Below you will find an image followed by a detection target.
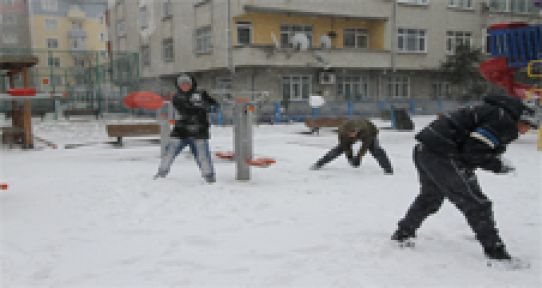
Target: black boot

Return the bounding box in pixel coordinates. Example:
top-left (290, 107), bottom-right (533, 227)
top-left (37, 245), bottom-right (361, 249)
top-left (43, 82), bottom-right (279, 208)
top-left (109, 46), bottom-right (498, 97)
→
top-left (391, 229), bottom-right (415, 242)
top-left (484, 242), bottom-right (511, 260)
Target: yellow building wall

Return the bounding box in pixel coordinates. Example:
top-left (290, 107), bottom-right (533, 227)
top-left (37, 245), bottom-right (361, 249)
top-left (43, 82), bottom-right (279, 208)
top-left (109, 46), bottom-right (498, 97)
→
top-left (30, 12), bottom-right (106, 90)
top-left (233, 12), bottom-right (386, 49)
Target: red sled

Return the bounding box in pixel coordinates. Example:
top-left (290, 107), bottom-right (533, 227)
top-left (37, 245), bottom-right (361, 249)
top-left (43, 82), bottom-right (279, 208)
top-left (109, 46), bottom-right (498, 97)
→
top-left (246, 157), bottom-right (276, 168)
top-left (215, 151), bottom-right (235, 160)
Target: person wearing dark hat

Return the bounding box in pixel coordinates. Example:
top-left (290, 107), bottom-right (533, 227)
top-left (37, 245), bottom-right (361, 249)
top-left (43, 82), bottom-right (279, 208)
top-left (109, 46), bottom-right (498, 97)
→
top-left (310, 118), bottom-right (393, 174)
top-left (154, 73), bottom-right (219, 183)
top-left (391, 94), bottom-right (538, 262)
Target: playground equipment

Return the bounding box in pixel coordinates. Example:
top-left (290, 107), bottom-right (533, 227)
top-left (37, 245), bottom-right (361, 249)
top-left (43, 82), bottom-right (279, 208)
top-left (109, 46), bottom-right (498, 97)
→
top-left (481, 22), bottom-right (542, 99)
top-left (0, 54), bottom-right (62, 148)
top-left (482, 21), bottom-right (542, 150)
top-left (216, 98), bottom-right (276, 180)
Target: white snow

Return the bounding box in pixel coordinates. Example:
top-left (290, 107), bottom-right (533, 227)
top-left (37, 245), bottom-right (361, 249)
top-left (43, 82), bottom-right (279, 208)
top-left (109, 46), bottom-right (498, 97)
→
top-left (1, 116), bottom-right (541, 288)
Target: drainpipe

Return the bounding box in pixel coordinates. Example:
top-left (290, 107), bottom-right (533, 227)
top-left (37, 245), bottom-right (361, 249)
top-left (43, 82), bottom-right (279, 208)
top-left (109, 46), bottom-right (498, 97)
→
top-left (391, 0), bottom-right (397, 73)
top-left (227, 0), bottom-right (234, 74)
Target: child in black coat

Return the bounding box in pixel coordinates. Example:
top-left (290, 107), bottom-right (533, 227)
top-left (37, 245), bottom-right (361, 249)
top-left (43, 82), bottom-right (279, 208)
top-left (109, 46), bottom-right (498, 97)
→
top-left (391, 94), bottom-right (538, 261)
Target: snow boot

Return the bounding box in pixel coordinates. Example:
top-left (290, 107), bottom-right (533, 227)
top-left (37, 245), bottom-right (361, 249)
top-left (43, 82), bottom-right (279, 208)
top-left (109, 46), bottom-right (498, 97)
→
top-left (391, 229), bottom-right (416, 247)
top-left (484, 242), bottom-right (511, 261)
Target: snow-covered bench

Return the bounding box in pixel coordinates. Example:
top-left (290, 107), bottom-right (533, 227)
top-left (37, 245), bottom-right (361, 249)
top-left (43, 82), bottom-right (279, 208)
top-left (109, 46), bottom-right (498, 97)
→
top-left (304, 117), bottom-right (348, 135)
top-left (106, 123), bottom-right (161, 146)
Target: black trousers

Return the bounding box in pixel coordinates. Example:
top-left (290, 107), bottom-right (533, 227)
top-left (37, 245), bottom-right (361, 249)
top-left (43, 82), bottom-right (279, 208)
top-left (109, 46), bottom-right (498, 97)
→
top-left (397, 144), bottom-right (503, 250)
top-left (315, 138), bottom-right (393, 172)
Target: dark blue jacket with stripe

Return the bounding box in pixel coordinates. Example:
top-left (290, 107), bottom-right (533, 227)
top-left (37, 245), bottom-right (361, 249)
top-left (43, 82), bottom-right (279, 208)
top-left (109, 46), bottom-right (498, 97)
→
top-left (415, 95), bottom-right (529, 172)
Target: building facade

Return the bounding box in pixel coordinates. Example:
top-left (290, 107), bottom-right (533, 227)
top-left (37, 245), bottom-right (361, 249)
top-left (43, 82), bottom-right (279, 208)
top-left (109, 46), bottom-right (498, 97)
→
top-left (107, 0), bottom-right (540, 113)
top-left (28, 0), bottom-right (108, 94)
top-left (0, 0), bottom-right (32, 50)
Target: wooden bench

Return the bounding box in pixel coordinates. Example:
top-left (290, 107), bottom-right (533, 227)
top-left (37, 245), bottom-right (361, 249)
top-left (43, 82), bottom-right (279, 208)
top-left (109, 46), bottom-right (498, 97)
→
top-left (64, 109), bottom-right (99, 120)
top-left (106, 124), bottom-right (161, 146)
top-left (304, 117), bottom-right (348, 134)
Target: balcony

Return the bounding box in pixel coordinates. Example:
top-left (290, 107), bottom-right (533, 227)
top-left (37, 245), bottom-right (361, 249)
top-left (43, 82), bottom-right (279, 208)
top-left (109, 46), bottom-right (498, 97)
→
top-left (232, 46), bottom-right (391, 69)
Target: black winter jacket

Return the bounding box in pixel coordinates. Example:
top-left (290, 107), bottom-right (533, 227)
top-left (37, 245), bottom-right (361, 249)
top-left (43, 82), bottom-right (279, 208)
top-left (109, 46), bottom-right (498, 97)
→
top-left (170, 75), bottom-right (219, 139)
top-left (415, 95), bottom-right (528, 172)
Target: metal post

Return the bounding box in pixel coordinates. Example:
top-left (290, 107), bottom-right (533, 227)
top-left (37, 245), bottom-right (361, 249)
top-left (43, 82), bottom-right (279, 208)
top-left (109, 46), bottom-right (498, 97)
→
top-left (159, 101), bottom-right (174, 158)
top-left (234, 101), bottom-right (253, 181)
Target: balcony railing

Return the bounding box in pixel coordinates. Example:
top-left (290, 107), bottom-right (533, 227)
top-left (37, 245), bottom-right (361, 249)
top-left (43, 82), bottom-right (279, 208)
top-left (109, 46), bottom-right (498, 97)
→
top-left (232, 45), bottom-right (391, 69)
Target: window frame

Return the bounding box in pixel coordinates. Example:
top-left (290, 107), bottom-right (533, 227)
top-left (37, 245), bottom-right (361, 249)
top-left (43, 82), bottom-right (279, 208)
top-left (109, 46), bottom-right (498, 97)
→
top-left (45, 19), bottom-right (57, 31)
top-left (397, 28), bottom-right (426, 53)
top-left (195, 26), bottom-right (213, 54)
top-left (141, 45), bottom-right (151, 66)
top-left (280, 24), bottom-right (313, 49)
top-left (281, 75), bottom-right (312, 101)
top-left (446, 30), bottom-right (472, 54)
top-left (236, 22), bottom-right (252, 46)
top-left (447, 0), bottom-right (473, 9)
top-left (162, 38), bottom-right (174, 63)
top-left (46, 38), bottom-right (59, 49)
top-left (343, 28), bottom-right (369, 49)
top-left (162, 0), bottom-right (173, 19)
top-left (386, 75), bottom-right (410, 99)
top-left (337, 75), bottom-right (369, 101)
top-left (41, 0), bottom-right (58, 12)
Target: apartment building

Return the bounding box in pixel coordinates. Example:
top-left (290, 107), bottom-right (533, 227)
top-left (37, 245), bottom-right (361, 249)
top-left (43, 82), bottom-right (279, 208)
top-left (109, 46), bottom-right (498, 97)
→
top-left (0, 0), bottom-right (32, 50)
top-left (28, 0), bottom-right (108, 92)
top-left (107, 0), bottom-right (540, 108)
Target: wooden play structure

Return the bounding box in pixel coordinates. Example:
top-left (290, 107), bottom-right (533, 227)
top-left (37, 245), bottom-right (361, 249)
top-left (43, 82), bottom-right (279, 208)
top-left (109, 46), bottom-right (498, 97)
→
top-left (0, 54), bottom-right (39, 149)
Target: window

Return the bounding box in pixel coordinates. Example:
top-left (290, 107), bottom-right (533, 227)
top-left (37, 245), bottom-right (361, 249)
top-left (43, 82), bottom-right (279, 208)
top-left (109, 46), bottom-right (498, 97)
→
top-left (141, 45), bottom-right (150, 66)
top-left (41, 0), bottom-right (58, 11)
top-left (448, 0), bottom-right (472, 8)
top-left (70, 38), bottom-right (85, 50)
top-left (47, 38), bottom-right (58, 49)
top-left (280, 24), bottom-right (312, 49)
top-left (139, 6), bottom-right (148, 29)
top-left (386, 75), bottom-right (410, 99)
top-left (45, 19), bottom-right (57, 30)
top-left (2, 0), bottom-right (13, 6)
top-left (72, 21), bottom-right (83, 30)
top-left (337, 75), bottom-right (369, 101)
top-left (282, 75), bottom-right (311, 101)
top-left (99, 32), bottom-right (106, 42)
top-left (398, 0), bottom-right (428, 4)
top-left (343, 28), bottom-right (368, 48)
top-left (216, 78), bottom-right (232, 100)
top-left (48, 57), bottom-right (60, 67)
top-left (162, 0), bottom-right (172, 18)
top-left (446, 31), bottom-right (472, 53)
top-left (397, 28), bottom-right (426, 53)
top-left (117, 20), bottom-right (126, 37)
top-left (236, 22), bottom-right (252, 45)
top-left (2, 14), bottom-right (16, 25)
top-left (195, 26), bottom-right (212, 54)
top-left (489, 0), bottom-right (534, 13)
top-left (2, 33), bottom-right (18, 44)
top-left (432, 81), bottom-right (451, 99)
top-left (162, 38), bottom-right (174, 62)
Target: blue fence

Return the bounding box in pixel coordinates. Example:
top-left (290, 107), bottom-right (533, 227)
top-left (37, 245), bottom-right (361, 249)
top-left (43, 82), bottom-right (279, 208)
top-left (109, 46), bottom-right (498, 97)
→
top-left (209, 99), bottom-right (475, 125)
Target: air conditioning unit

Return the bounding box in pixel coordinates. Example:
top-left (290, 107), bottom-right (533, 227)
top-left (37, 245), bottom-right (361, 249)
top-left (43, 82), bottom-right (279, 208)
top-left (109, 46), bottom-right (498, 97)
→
top-left (319, 72), bottom-right (336, 85)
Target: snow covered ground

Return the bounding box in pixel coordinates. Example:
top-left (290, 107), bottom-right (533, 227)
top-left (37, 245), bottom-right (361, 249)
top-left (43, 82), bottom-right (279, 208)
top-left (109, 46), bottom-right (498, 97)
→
top-left (1, 116), bottom-right (541, 288)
